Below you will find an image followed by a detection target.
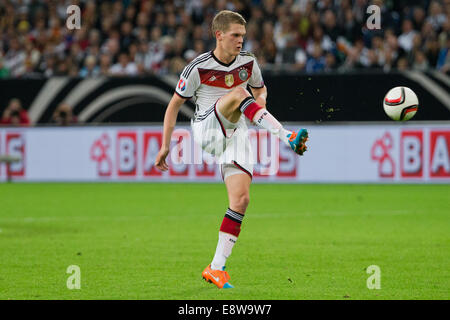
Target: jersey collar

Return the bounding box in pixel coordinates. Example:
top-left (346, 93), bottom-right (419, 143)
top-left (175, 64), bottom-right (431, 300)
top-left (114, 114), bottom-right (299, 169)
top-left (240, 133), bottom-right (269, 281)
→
top-left (211, 50), bottom-right (237, 67)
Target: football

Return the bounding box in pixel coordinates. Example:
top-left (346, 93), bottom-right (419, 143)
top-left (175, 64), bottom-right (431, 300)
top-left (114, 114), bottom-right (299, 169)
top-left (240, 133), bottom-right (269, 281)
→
top-left (383, 86), bottom-right (419, 121)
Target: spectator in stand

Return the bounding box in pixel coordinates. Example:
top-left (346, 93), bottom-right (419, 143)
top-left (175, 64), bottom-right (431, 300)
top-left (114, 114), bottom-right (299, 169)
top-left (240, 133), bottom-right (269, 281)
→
top-left (427, 0), bottom-right (448, 31)
top-left (398, 19), bottom-right (419, 52)
top-left (79, 55), bottom-right (100, 77)
top-left (39, 54), bottom-right (57, 77)
top-left (341, 7), bottom-right (360, 43)
top-left (412, 6), bottom-right (427, 31)
top-left (55, 57), bottom-right (71, 76)
top-left (421, 20), bottom-right (437, 41)
top-left (146, 27), bottom-right (165, 73)
top-left (366, 49), bottom-right (382, 69)
top-left (183, 49), bottom-right (197, 64)
top-left (413, 50), bottom-right (430, 70)
top-left (322, 10), bottom-right (341, 42)
top-left (291, 47), bottom-right (307, 71)
top-left (68, 42), bottom-right (86, 70)
top-left (101, 37), bottom-right (120, 60)
top-left (438, 18), bottom-right (449, 47)
top-left (0, 98), bottom-right (30, 126)
top-left (274, 15), bottom-right (296, 55)
top-left (193, 39), bottom-right (206, 57)
top-left (242, 21), bottom-right (260, 53)
top-left (306, 44), bottom-right (326, 73)
top-left (51, 103), bottom-right (78, 126)
top-left (437, 37), bottom-right (450, 73)
top-left (352, 0), bottom-right (369, 27)
top-left (408, 34), bottom-right (424, 64)
top-left (396, 56), bottom-right (410, 70)
top-left (383, 46), bottom-right (397, 71)
top-left (2, 37), bottom-right (26, 77)
top-left (120, 21), bottom-right (137, 52)
top-left (0, 57), bottom-right (10, 78)
top-left (98, 53), bottom-right (112, 76)
top-left (109, 52), bottom-right (138, 76)
top-left (384, 28), bottom-right (401, 62)
top-left (425, 36), bottom-right (442, 67)
top-left (324, 52), bottom-right (338, 71)
top-left (306, 25), bottom-right (334, 57)
top-left (128, 42), bottom-right (139, 67)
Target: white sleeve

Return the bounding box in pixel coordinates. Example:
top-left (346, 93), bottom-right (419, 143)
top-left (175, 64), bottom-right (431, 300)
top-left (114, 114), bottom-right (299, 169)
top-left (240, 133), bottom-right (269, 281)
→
top-left (175, 65), bottom-right (200, 98)
top-left (248, 58), bottom-right (265, 88)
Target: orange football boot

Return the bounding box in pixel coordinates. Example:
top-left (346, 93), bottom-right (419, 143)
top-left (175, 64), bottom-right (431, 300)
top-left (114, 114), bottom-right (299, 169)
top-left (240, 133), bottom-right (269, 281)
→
top-left (202, 264), bottom-right (234, 289)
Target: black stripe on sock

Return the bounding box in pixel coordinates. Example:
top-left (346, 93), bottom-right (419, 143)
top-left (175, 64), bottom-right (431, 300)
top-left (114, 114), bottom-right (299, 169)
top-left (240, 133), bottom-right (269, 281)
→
top-left (225, 208), bottom-right (244, 223)
top-left (224, 213), bottom-right (242, 224)
top-left (227, 208), bottom-right (244, 218)
top-left (238, 97), bottom-right (255, 113)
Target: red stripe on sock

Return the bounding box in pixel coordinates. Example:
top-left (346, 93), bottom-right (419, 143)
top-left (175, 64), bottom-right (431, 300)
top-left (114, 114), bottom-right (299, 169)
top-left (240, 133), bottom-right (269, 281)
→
top-left (243, 101), bottom-right (263, 121)
top-left (220, 216), bottom-right (241, 237)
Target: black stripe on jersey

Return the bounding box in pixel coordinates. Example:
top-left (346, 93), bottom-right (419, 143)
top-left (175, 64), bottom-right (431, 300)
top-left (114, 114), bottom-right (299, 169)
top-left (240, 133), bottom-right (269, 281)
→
top-left (182, 53), bottom-right (212, 79)
top-left (232, 160), bottom-right (253, 179)
top-left (211, 51), bottom-right (236, 67)
top-left (182, 53), bottom-right (209, 75)
top-left (174, 91), bottom-right (193, 99)
top-left (248, 83), bottom-right (265, 89)
top-left (182, 53), bottom-right (212, 78)
top-left (214, 105), bottom-right (228, 137)
top-left (195, 106), bottom-right (215, 120)
top-left (239, 51), bottom-right (255, 57)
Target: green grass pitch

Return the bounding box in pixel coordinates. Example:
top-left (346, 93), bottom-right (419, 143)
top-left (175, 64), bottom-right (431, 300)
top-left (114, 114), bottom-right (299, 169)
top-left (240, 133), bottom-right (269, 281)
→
top-left (0, 183), bottom-right (448, 300)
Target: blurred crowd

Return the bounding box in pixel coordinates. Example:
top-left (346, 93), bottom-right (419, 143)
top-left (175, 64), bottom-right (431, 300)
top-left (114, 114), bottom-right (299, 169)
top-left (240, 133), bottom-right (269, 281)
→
top-left (1, 98), bottom-right (77, 126)
top-left (0, 0), bottom-right (448, 79)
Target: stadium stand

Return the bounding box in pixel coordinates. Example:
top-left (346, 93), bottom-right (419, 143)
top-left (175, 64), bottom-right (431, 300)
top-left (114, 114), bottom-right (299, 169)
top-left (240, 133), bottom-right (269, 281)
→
top-left (0, 0), bottom-right (448, 79)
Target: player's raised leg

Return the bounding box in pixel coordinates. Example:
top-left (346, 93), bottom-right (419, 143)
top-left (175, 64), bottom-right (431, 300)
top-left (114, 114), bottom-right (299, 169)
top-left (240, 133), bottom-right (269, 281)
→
top-left (216, 86), bottom-right (308, 155)
top-left (202, 172), bottom-right (251, 289)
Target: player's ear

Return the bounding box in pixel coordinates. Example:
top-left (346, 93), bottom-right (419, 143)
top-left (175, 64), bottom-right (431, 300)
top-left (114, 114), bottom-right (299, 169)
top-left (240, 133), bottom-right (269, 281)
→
top-left (215, 30), bottom-right (222, 41)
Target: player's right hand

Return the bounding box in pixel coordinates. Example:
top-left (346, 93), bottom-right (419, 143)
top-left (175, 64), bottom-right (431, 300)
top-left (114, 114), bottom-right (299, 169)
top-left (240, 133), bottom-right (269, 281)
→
top-left (155, 147), bottom-right (169, 171)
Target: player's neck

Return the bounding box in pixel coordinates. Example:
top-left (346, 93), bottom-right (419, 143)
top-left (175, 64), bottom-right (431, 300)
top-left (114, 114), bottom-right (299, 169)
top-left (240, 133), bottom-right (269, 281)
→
top-left (212, 48), bottom-right (236, 66)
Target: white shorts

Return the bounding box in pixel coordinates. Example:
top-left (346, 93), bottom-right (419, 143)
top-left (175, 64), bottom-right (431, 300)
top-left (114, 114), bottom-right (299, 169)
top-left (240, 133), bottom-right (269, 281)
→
top-left (191, 102), bottom-right (254, 180)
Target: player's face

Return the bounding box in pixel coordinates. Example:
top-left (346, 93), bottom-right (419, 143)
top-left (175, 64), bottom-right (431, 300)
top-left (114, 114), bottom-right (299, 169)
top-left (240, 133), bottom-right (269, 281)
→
top-left (219, 23), bottom-right (246, 56)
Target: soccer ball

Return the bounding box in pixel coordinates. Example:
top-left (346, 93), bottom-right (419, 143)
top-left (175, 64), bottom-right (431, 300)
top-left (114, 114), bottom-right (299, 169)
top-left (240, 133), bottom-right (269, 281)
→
top-left (383, 86), bottom-right (419, 121)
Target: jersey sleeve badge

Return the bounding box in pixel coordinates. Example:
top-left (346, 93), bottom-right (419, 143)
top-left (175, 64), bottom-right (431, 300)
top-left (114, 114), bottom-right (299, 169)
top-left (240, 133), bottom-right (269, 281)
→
top-left (178, 79), bottom-right (186, 91)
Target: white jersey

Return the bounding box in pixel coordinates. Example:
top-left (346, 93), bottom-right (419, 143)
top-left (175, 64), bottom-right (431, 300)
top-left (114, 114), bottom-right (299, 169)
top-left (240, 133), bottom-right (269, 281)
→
top-left (175, 51), bottom-right (264, 118)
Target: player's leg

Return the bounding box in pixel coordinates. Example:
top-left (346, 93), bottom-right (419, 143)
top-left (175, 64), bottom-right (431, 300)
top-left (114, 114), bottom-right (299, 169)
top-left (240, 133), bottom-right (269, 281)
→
top-left (202, 171), bottom-right (251, 289)
top-left (216, 86), bottom-right (308, 155)
top-left (216, 87), bottom-right (287, 138)
top-left (224, 168), bottom-right (252, 214)
top-left (212, 171), bottom-right (251, 270)
top-left (216, 86), bottom-right (252, 123)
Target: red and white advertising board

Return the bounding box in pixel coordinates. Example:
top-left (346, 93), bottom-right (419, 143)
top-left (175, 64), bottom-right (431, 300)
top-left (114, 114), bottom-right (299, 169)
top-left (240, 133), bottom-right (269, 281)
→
top-left (0, 124), bottom-right (448, 183)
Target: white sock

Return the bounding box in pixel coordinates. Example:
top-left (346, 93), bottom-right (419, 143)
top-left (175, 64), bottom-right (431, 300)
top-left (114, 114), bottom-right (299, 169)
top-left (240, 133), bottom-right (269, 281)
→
top-left (252, 108), bottom-right (291, 146)
top-left (211, 231), bottom-right (238, 270)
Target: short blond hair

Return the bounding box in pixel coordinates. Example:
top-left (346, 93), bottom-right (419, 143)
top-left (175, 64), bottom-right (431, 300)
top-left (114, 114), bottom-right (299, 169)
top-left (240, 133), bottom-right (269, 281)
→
top-left (211, 10), bottom-right (246, 36)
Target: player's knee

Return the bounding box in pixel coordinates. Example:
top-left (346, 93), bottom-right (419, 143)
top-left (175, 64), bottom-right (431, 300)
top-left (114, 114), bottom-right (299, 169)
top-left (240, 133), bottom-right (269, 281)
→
top-left (231, 86), bottom-right (251, 104)
top-left (241, 194), bottom-right (250, 209)
top-left (233, 192), bottom-right (250, 212)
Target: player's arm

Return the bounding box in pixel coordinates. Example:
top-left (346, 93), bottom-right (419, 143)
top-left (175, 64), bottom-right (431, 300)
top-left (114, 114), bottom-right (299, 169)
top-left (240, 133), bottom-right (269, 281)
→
top-left (250, 85), bottom-right (267, 108)
top-left (155, 93), bottom-right (187, 171)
